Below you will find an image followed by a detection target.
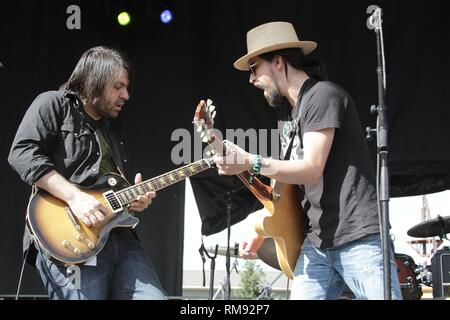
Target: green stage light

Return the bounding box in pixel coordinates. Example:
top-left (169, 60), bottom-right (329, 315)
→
top-left (117, 11), bottom-right (131, 26)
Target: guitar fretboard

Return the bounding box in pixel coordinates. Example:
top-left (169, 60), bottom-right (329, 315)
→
top-left (114, 159), bottom-right (211, 206)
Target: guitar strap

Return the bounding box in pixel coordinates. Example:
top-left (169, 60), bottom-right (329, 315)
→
top-left (283, 78), bottom-right (318, 161)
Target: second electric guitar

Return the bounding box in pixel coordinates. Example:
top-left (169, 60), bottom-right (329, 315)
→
top-left (193, 99), bottom-right (306, 279)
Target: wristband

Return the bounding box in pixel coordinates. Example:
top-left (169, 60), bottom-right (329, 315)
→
top-left (250, 155), bottom-right (263, 175)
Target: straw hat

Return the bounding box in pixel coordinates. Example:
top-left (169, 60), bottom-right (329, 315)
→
top-left (234, 21), bottom-right (317, 71)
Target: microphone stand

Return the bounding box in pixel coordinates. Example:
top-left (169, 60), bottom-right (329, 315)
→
top-left (224, 190), bottom-right (234, 300)
top-left (366, 6), bottom-right (392, 300)
top-left (208, 177), bottom-right (246, 300)
top-left (206, 191), bottom-right (236, 300)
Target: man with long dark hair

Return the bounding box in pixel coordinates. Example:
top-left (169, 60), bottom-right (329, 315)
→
top-left (214, 22), bottom-right (402, 299)
top-left (8, 46), bottom-right (167, 300)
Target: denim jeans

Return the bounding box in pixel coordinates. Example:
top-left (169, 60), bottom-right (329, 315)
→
top-left (35, 229), bottom-right (168, 300)
top-left (290, 233), bottom-right (403, 300)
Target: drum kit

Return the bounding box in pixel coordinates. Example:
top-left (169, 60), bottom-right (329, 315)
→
top-left (398, 215), bottom-right (450, 299)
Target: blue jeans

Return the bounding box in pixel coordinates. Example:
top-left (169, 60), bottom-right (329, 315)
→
top-left (290, 233), bottom-right (403, 300)
top-left (35, 229), bottom-right (167, 300)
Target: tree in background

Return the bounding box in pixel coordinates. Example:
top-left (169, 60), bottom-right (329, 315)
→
top-left (234, 261), bottom-right (266, 299)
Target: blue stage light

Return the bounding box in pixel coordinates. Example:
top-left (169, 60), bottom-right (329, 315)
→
top-left (160, 9), bottom-right (173, 24)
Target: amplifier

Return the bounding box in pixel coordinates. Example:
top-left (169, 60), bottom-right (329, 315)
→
top-left (431, 247), bottom-right (450, 299)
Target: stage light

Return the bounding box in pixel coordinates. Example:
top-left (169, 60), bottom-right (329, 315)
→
top-left (160, 9), bottom-right (173, 24)
top-left (117, 11), bottom-right (131, 26)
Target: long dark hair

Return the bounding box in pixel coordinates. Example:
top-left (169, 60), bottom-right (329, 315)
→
top-left (61, 46), bottom-right (132, 105)
top-left (260, 48), bottom-right (328, 81)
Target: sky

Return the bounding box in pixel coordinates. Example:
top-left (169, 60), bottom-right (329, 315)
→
top-left (183, 179), bottom-right (450, 273)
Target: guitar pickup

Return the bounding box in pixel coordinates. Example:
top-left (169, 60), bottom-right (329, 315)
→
top-left (103, 190), bottom-right (123, 213)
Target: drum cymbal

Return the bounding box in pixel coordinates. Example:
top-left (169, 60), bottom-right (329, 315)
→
top-left (407, 215), bottom-right (450, 238)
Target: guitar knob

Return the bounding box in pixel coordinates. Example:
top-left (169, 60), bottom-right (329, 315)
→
top-left (76, 233), bottom-right (85, 241)
top-left (62, 240), bottom-right (71, 248)
top-left (73, 248), bottom-right (81, 255)
top-left (87, 242), bottom-right (95, 250)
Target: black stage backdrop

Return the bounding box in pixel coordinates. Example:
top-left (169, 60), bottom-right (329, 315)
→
top-left (0, 0), bottom-right (449, 297)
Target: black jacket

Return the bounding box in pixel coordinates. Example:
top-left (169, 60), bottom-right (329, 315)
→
top-left (8, 90), bottom-right (130, 264)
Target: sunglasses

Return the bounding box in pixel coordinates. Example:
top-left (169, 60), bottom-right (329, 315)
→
top-left (249, 61), bottom-right (260, 76)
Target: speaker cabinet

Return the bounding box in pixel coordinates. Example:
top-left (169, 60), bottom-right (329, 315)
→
top-left (431, 247), bottom-right (450, 299)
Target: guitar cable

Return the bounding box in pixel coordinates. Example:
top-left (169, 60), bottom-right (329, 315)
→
top-left (15, 239), bottom-right (64, 300)
top-left (34, 241), bottom-right (67, 299)
top-left (286, 278), bottom-right (290, 300)
top-left (198, 241), bottom-right (207, 287)
top-left (15, 247), bottom-right (30, 300)
top-left (199, 239), bottom-right (219, 300)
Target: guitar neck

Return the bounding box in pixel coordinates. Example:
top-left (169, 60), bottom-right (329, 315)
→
top-left (114, 159), bottom-right (212, 206)
top-left (210, 137), bottom-right (273, 202)
top-left (194, 99), bottom-right (272, 204)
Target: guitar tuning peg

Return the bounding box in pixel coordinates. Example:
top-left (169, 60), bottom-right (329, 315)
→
top-left (196, 125), bottom-right (203, 133)
top-left (206, 99), bottom-right (213, 107)
top-left (211, 111), bottom-right (217, 119)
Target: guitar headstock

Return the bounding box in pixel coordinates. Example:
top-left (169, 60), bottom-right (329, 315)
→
top-left (193, 99), bottom-right (217, 145)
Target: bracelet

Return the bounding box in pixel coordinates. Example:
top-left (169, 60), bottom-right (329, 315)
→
top-left (250, 155), bottom-right (263, 175)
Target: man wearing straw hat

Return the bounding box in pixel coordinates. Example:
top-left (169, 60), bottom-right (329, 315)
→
top-left (214, 21), bottom-right (402, 299)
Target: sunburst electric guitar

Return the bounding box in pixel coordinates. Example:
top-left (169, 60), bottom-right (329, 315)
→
top-left (193, 99), bottom-right (306, 279)
top-left (27, 158), bottom-right (214, 264)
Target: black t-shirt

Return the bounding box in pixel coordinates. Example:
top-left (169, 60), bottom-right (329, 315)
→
top-left (87, 118), bottom-right (120, 177)
top-left (278, 80), bottom-right (379, 249)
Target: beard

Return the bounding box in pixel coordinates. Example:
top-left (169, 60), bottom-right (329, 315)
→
top-left (92, 96), bottom-right (120, 119)
top-left (265, 71), bottom-right (285, 108)
top-left (265, 86), bottom-right (284, 108)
